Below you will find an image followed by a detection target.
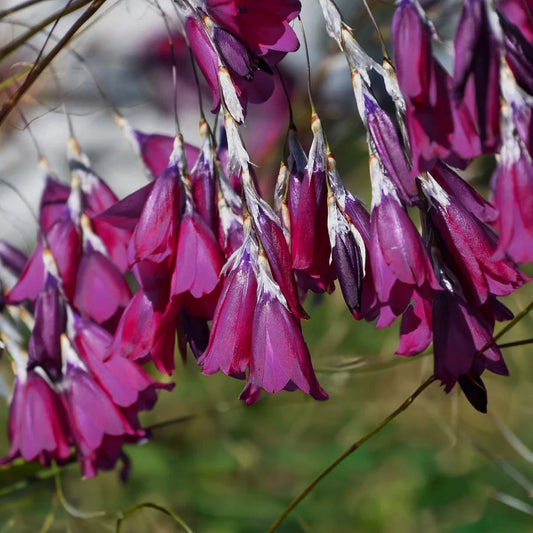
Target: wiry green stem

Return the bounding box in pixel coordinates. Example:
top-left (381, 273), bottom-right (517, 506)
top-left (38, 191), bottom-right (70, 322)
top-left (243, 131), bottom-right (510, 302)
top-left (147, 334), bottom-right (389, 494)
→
top-left (268, 375), bottom-right (437, 532)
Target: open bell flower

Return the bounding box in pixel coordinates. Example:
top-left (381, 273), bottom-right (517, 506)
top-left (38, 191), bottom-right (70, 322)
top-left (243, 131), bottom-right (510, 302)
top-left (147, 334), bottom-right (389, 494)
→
top-left (239, 253), bottom-right (328, 405)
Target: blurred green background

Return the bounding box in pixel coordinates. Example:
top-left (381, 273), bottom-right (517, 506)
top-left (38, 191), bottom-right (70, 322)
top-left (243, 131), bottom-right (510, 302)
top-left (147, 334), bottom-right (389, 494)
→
top-left (1, 0), bottom-right (532, 531)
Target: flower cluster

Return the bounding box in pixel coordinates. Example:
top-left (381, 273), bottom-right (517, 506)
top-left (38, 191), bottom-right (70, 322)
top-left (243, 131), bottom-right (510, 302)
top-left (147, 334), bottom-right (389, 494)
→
top-left (1, 0), bottom-right (533, 478)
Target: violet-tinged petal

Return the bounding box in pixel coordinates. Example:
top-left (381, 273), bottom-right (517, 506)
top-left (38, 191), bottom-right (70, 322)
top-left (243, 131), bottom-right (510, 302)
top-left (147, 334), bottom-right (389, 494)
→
top-left (132, 130), bottom-right (199, 179)
top-left (396, 291), bottom-right (433, 356)
top-left (363, 93), bottom-right (417, 204)
top-left (199, 240), bottom-right (257, 377)
top-left (96, 183), bottom-right (154, 231)
top-left (39, 176), bottom-right (71, 233)
top-left (6, 240), bottom-right (45, 304)
top-left (74, 248), bottom-right (132, 325)
top-left (28, 276), bottom-right (65, 380)
top-left (0, 240), bottom-right (28, 277)
top-left (171, 211), bottom-right (224, 299)
top-left (240, 279), bottom-right (327, 405)
top-left (1, 370), bottom-right (71, 466)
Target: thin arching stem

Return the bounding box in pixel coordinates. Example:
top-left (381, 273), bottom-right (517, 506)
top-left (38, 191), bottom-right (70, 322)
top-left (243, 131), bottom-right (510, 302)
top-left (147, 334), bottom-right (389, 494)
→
top-left (0, 0), bottom-right (55, 20)
top-left (0, 0), bottom-right (91, 61)
top-left (0, 0), bottom-right (108, 128)
top-left (268, 375), bottom-right (437, 532)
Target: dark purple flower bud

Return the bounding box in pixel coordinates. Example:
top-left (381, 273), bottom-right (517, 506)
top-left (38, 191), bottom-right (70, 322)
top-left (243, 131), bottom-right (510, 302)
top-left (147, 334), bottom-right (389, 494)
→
top-left (239, 255), bottom-right (327, 405)
top-left (432, 290), bottom-right (507, 399)
top-left (327, 193), bottom-right (364, 312)
top-left (453, 0), bottom-right (501, 152)
top-left (363, 92), bottom-right (417, 204)
top-left (1, 367), bottom-right (71, 467)
top-left (27, 275), bottom-right (65, 381)
top-left (420, 174), bottom-right (527, 304)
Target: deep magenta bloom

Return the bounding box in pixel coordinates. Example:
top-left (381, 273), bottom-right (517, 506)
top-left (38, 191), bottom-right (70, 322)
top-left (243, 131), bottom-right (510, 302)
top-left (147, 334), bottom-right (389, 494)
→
top-left (392, 0), bottom-right (480, 171)
top-left (289, 119), bottom-right (333, 294)
top-left (370, 158), bottom-right (439, 315)
top-left (170, 209), bottom-right (224, 319)
top-left (491, 112), bottom-right (533, 263)
top-left (420, 174), bottom-right (527, 304)
top-left (453, 0), bottom-right (501, 153)
top-left (205, 0), bottom-right (301, 56)
top-left (1, 368), bottom-right (71, 467)
top-left (239, 256), bottom-right (328, 405)
top-left (129, 163), bottom-right (183, 309)
top-left (397, 290), bottom-right (433, 356)
top-left (199, 230), bottom-right (258, 378)
top-left (432, 290), bottom-right (508, 412)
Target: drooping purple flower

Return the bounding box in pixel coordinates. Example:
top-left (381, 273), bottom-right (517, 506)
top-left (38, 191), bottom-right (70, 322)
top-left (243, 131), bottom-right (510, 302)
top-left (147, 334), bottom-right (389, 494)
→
top-left (239, 255), bottom-right (328, 405)
top-left (432, 289), bottom-right (508, 412)
top-left (491, 99), bottom-right (533, 263)
top-left (392, 0), bottom-right (480, 171)
top-left (199, 223), bottom-right (258, 378)
top-left (128, 160), bottom-right (184, 309)
top-left (1, 366), bottom-right (71, 467)
top-left (453, 0), bottom-right (502, 153)
top-left (289, 117), bottom-right (333, 294)
top-left (362, 92), bottom-right (418, 205)
top-left (420, 173), bottom-right (527, 304)
top-left (369, 156), bottom-right (439, 316)
top-left (60, 334), bottom-right (144, 479)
